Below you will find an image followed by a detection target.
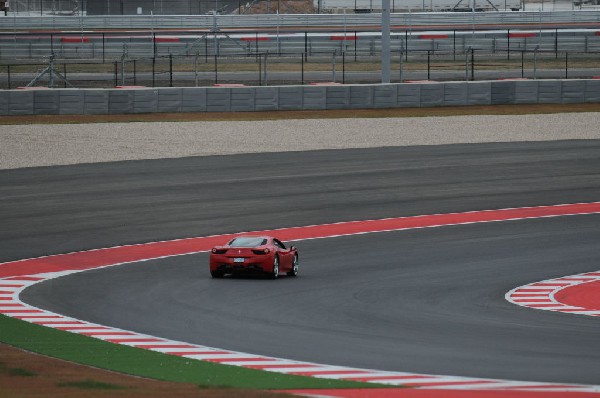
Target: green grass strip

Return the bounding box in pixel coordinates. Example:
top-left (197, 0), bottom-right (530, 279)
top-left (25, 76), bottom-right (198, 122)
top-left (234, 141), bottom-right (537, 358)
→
top-left (0, 314), bottom-right (379, 389)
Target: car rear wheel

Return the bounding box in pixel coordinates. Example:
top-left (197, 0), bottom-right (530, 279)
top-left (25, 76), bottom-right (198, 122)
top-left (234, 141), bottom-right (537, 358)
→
top-left (287, 254), bottom-right (299, 277)
top-left (270, 256), bottom-right (279, 279)
top-left (211, 270), bottom-right (224, 278)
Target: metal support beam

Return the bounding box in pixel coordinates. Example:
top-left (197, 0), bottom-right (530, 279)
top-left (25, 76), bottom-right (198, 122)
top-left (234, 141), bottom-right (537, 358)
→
top-left (381, 0), bottom-right (391, 83)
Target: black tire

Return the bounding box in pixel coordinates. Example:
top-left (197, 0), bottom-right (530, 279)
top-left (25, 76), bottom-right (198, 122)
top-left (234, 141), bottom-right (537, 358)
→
top-left (270, 255), bottom-right (280, 279)
top-left (211, 270), bottom-right (224, 278)
top-left (287, 254), bottom-right (299, 277)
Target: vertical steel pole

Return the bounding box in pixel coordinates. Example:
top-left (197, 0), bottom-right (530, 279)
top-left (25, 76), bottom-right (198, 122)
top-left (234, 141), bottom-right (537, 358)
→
top-left (381, 0), bottom-right (391, 83)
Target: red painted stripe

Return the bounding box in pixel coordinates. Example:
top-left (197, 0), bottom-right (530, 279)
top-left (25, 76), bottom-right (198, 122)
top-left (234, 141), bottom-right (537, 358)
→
top-left (0, 297), bottom-right (13, 300)
top-left (168, 351), bottom-right (231, 356)
top-left (240, 37), bottom-right (270, 42)
top-left (14, 315), bottom-right (62, 319)
top-left (55, 326), bottom-right (110, 331)
top-left (1, 203), bottom-right (599, 280)
top-left (245, 364), bottom-right (317, 370)
top-left (6, 276), bottom-right (43, 281)
top-left (344, 375), bottom-right (435, 382)
top-left (33, 321), bottom-right (85, 325)
top-left (204, 357), bottom-right (273, 363)
top-left (105, 338), bottom-right (163, 343)
top-left (512, 299), bottom-right (553, 303)
top-left (418, 34), bottom-right (449, 39)
top-left (154, 37), bottom-right (180, 43)
top-left (403, 380), bottom-right (496, 387)
top-left (0, 284), bottom-right (25, 288)
top-left (330, 35), bottom-right (358, 41)
top-left (508, 32), bottom-right (537, 38)
top-left (526, 304), bottom-right (561, 308)
top-left (134, 344), bottom-right (198, 349)
top-left (78, 331), bottom-right (136, 336)
top-left (0, 303), bottom-right (22, 307)
top-left (0, 291), bottom-right (14, 294)
top-left (0, 309), bottom-right (43, 313)
top-left (514, 289), bottom-right (554, 292)
top-left (554, 280), bottom-right (600, 311)
top-left (289, 370), bottom-right (373, 376)
top-left (511, 293), bottom-right (550, 296)
top-left (284, 388), bottom-right (599, 398)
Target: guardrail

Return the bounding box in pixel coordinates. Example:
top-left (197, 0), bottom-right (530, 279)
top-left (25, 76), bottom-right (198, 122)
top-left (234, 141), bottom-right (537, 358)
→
top-left (1, 11), bottom-right (600, 30)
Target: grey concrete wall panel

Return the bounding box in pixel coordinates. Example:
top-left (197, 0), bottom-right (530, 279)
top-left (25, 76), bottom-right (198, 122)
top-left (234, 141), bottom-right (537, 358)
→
top-left (8, 91), bottom-right (35, 115)
top-left (443, 83), bottom-right (468, 106)
top-left (537, 81), bottom-right (562, 104)
top-left (83, 90), bottom-right (109, 114)
top-left (373, 85), bottom-right (397, 108)
top-left (109, 90), bottom-right (134, 114)
top-left (397, 84), bottom-right (421, 108)
top-left (513, 81), bottom-right (539, 104)
top-left (349, 85), bottom-right (373, 109)
top-left (181, 88), bottom-right (207, 112)
top-left (491, 81), bottom-right (516, 104)
top-left (230, 88), bottom-right (255, 112)
top-left (206, 88), bottom-right (231, 112)
top-left (133, 89), bottom-right (158, 114)
top-left (255, 87), bottom-right (278, 111)
top-left (58, 90), bottom-right (85, 115)
top-left (278, 87), bottom-right (303, 110)
top-left (560, 80), bottom-right (586, 104)
top-left (33, 90), bottom-right (60, 115)
top-left (420, 83), bottom-right (445, 107)
top-left (157, 88), bottom-right (182, 113)
top-left (584, 79), bottom-right (600, 103)
top-left (303, 86), bottom-right (327, 110)
top-left (326, 86), bottom-right (350, 110)
top-left (0, 92), bottom-right (8, 115)
top-left (466, 82), bottom-right (492, 105)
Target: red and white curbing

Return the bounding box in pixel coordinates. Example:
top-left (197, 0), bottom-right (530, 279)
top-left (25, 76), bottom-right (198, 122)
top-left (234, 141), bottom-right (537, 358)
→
top-left (2, 203), bottom-right (600, 394)
top-left (506, 272), bottom-right (600, 317)
top-left (1, 275), bottom-right (599, 393)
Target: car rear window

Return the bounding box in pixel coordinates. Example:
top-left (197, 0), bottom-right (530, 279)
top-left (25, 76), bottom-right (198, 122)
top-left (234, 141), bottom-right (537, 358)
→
top-left (229, 237), bottom-right (267, 247)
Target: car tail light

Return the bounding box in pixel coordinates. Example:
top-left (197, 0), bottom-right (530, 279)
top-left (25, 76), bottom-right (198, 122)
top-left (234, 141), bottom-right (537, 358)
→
top-left (212, 248), bottom-right (227, 254)
top-left (252, 248), bottom-right (270, 255)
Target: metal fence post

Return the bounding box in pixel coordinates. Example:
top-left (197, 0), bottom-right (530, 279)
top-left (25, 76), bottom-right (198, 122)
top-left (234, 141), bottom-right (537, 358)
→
top-left (342, 50), bottom-right (345, 84)
top-left (427, 50), bottom-right (430, 80)
top-left (301, 53), bottom-right (305, 85)
top-left (152, 57), bottom-right (156, 88)
top-left (169, 54), bottom-right (173, 87)
top-left (471, 48), bottom-right (475, 81)
top-left (258, 53), bottom-right (262, 86)
top-left (533, 46), bottom-right (539, 79)
top-left (7, 65), bottom-right (11, 89)
top-left (114, 61), bottom-right (118, 86)
top-left (565, 51), bottom-right (568, 79)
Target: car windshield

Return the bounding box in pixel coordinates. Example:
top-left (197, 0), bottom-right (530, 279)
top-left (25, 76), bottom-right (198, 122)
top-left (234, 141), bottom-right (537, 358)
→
top-left (229, 237), bottom-right (267, 247)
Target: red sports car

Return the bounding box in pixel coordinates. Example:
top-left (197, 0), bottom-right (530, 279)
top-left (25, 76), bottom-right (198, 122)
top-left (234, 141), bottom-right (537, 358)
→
top-left (209, 235), bottom-right (299, 279)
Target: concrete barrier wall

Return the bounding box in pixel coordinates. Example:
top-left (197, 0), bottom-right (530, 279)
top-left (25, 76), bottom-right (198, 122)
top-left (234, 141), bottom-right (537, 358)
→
top-left (2, 79), bottom-right (600, 116)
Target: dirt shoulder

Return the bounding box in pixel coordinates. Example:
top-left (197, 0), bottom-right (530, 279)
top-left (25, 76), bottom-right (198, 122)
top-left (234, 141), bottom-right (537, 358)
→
top-left (0, 343), bottom-right (293, 398)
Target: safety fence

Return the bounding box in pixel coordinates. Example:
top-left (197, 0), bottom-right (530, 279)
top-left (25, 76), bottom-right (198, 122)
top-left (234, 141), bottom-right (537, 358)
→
top-left (2, 50), bottom-right (600, 89)
top-left (3, 28), bottom-right (600, 61)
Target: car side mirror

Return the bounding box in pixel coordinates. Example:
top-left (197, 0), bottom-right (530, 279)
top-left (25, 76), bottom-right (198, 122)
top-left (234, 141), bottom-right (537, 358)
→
top-left (290, 246), bottom-right (296, 251)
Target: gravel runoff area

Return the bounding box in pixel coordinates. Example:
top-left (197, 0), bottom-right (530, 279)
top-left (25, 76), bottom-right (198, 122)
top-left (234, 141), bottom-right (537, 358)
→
top-left (1, 113), bottom-right (600, 170)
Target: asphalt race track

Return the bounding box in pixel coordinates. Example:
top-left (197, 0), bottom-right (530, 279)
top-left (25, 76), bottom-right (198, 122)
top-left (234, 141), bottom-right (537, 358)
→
top-left (3, 139), bottom-right (600, 386)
